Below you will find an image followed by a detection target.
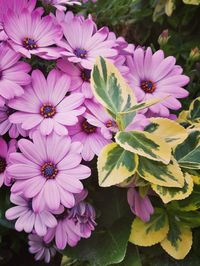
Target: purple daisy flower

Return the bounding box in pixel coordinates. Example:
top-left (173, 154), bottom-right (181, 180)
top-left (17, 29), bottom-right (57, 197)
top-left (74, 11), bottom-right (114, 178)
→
top-left (9, 69), bottom-right (85, 136)
top-left (7, 132), bottom-right (91, 212)
top-left (0, 43), bottom-right (31, 106)
top-left (0, 138), bottom-right (16, 187)
top-left (68, 100), bottom-right (114, 161)
top-left (5, 194), bottom-right (57, 236)
top-left (127, 47), bottom-right (189, 117)
top-left (42, 0), bottom-right (81, 11)
top-left (28, 233), bottom-right (57, 263)
top-left (0, 105), bottom-right (27, 138)
top-left (44, 190), bottom-right (96, 249)
top-left (127, 186), bottom-right (154, 222)
top-left (3, 9), bottom-right (63, 59)
top-left (58, 17), bottom-right (117, 69)
top-left (0, 0), bottom-right (37, 40)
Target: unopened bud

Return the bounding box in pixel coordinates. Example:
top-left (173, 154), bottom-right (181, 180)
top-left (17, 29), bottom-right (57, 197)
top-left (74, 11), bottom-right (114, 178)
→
top-left (190, 47), bottom-right (200, 61)
top-left (158, 29), bottom-right (170, 46)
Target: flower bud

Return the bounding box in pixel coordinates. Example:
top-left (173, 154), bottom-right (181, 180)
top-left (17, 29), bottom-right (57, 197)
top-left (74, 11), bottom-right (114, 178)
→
top-left (158, 29), bottom-right (170, 46)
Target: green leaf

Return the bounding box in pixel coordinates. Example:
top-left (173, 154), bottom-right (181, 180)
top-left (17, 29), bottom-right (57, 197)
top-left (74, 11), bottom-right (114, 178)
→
top-left (91, 57), bottom-right (137, 118)
top-left (174, 131), bottom-right (200, 170)
top-left (63, 217), bottom-right (132, 266)
top-left (129, 208), bottom-right (169, 247)
top-left (97, 143), bottom-right (138, 187)
top-left (137, 156), bottom-right (185, 188)
top-left (115, 130), bottom-right (171, 164)
top-left (114, 244), bottom-right (142, 266)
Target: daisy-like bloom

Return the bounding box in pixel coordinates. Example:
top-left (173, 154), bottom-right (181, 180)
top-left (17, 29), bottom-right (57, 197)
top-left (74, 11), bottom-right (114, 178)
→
top-left (58, 17), bottom-right (117, 69)
top-left (127, 47), bottom-right (189, 117)
top-left (68, 100), bottom-right (114, 161)
top-left (0, 138), bottom-right (16, 187)
top-left (42, 0), bottom-right (81, 11)
top-left (9, 69), bottom-right (85, 136)
top-left (28, 233), bottom-right (57, 263)
top-left (6, 194), bottom-right (57, 236)
top-left (0, 105), bottom-right (27, 138)
top-left (57, 56), bottom-right (130, 99)
top-left (7, 132), bottom-right (91, 212)
top-left (0, 43), bottom-right (31, 106)
top-left (0, 0), bottom-right (36, 41)
top-left (127, 186), bottom-right (154, 222)
top-left (44, 190), bottom-right (96, 249)
top-left (3, 9), bottom-right (63, 59)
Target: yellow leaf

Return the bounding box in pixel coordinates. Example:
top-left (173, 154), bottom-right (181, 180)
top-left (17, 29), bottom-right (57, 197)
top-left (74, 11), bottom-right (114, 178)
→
top-left (129, 208), bottom-right (169, 247)
top-left (97, 143), bottom-right (138, 187)
top-left (183, 0), bottom-right (200, 5)
top-left (161, 227), bottom-right (192, 260)
top-left (192, 175), bottom-right (200, 184)
top-left (165, 0), bottom-right (175, 16)
top-left (151, 173), bottom-right (193, 203)
top-left (149, 118), bottom-right (188, 148)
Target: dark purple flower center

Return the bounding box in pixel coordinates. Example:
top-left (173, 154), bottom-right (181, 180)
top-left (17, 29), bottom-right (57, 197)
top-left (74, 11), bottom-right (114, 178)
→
top-left (40, 104), bottom-right (56, 118)
top-left (23, 37), bottom-right (38, 50)
top-left (81, 69), bottom-right (91, 82)
top-left (82, 120), bottom-right (96, 134)
top-left (28, 200), bottom-right (33, 210)
top-left (74, 48), bottom-right (87, 59)
top-left (141, 80), bottom-right (156, 93)
top-left (6, 107), bottom-right (16, 116)
top-left (41, 162), bottom-right (58, 179)
top-left (0, 156), bottom-right (6, 173)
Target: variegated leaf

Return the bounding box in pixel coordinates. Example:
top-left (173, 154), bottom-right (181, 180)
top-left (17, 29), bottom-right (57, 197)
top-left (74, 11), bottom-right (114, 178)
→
top-left (174, 131), bottom-right (200, 170)
top-left (129, 208), bottom-right (169, 246)
top-left (176, 185), bottom-right (200, 211)
top-left (137, 156), bottom-right (185, 188)
top-left (147, 118), bottom-right (188, 148)
top-left (97, 143), bottom-right (138, 187)
top-left (91, 57), bottom-right (137, 117)
top-left (188, 96), bottom-right (200, 120)
top-left (115, 130), bottom-right (171, 164)
top-left (151, 173), bottom-right (193, 203)
top-left (161, 226), bottom-right (192, 260)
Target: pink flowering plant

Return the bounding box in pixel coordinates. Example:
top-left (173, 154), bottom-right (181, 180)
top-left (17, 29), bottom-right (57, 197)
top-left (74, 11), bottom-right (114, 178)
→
top-left (0, 0), bottom-right (200, 265)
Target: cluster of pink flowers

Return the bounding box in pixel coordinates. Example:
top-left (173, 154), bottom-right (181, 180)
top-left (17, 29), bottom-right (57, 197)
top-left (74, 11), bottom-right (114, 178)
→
top-left (0, 0), bottom-right (189, 263)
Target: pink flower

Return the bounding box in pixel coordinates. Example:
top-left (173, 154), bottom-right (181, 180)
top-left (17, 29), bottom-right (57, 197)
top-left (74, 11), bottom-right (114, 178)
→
top-left (4, 9), bottom-right (63, 59)
top-left (127, 187), bottom-right (154, 222)
top-left (68, 100), bottom-right (114, 161)
top-left (42, 0), bottom-right (81, 11)
top-left (7, 132), bottom-right (91, 211)
top-left (0, 105), bottom-right (27, 138)
top-left (127, 47), bottom-right (189, 117)
top-left (9, 69), bottom-right (85, 136)
top-left (0, 138), bottom-right (16, 187)
top-left (58, 17), bottom-right (117, 69)
top-left (28, 233), bottom-right (57, 263)
top-left (5, 194), bottom-right (57, 236)
top-left (0, 43), bottom-right (31, 106)
top-left (0, 0), bottom-right (37, 40)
